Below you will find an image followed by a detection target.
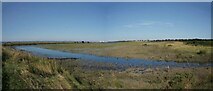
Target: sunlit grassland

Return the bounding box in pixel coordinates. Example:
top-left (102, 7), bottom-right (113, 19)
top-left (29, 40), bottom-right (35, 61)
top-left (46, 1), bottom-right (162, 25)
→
top-left (2, 46), bottom-right (212, 89)
top-left (40, 41), bottom-right (212, 63)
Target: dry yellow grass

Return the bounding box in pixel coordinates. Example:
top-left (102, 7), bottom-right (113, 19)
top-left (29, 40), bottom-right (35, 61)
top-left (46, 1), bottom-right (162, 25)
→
top-left (40, 41), bottom-right (212, 63)
top-left (2, 47), bottom-right (79, 89)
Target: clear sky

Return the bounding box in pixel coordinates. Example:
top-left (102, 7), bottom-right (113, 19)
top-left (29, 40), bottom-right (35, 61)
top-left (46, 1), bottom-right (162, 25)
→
top-left (2, 2), bottom-right (212, 41)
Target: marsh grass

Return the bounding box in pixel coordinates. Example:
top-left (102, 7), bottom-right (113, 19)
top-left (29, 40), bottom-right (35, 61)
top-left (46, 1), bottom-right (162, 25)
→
top-left (40, 41), bottom-right (212, 63)
top-left (2, 46), bottom-right (212, 89)
top-left (2, 47), bottom-right (85, 89)
top-left (55, 58), bottom-right (212, 89)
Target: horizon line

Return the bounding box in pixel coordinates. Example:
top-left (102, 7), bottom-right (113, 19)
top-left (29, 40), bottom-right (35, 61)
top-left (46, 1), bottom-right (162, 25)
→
top-left (2, 38), bottom-right (213, 42)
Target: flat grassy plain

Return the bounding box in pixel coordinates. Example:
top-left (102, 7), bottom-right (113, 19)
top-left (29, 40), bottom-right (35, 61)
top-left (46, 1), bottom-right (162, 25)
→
top-left (40, 41), bottom-right (212, 63)
top-left (2, 45), bottom-right (213, 89)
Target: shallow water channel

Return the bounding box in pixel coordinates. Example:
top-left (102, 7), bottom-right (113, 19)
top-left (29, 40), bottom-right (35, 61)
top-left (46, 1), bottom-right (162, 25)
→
top-left (14, 45), bottom-right (212, 68)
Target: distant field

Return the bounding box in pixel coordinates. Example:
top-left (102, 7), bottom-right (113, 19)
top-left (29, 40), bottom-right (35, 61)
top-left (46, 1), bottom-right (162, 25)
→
top-left (39, 41), bottom-right (212, 63)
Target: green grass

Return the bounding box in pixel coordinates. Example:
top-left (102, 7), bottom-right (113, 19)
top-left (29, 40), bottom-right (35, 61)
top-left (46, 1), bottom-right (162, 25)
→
top-left (39, 41), bottom-right (212, 63)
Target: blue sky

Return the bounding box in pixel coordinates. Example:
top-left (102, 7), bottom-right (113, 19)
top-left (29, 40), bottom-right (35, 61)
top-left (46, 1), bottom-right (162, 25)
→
top-left (2, 2), bottom-right (211, 41)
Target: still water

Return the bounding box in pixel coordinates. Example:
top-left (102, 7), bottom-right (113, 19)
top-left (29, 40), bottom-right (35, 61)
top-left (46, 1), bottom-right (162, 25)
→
top-left (15, 45), bottom-right (212, 68)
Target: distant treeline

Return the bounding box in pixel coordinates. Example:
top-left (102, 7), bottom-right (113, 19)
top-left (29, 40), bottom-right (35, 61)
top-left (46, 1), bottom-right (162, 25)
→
top-left (131, 39), bottom-right (212, 42)
top-left (2, 41), bottom-right (92, 46)
top-left (104, 39), bottom-right (212, 46)
top-left (2, 41), bottom-right (71, 46)
top-left (183, 40), bottom-right (212, 46)
top-left (136, 39), bottom-right (212, 46)
top-left (148, 39), bottom-right (212, 46)
top-left (2, 39), bottom-right (212, 46)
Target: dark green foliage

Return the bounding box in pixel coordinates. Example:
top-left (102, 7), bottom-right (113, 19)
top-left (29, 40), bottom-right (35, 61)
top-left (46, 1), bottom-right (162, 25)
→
top-left (168, 73), bottom-right (194, 89)
top-left (184, 40), bottom-right (212, 46)
top-left (196, 50), bottom-right (206, 55)
top-left (2, 41), bottom-right (74, 46)
top-left (167, 44), bottom-right (173, 47)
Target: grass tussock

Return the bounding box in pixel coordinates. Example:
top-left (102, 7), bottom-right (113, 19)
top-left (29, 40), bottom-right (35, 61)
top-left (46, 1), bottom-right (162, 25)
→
top-left (2, 47), bottom-right (85, 89)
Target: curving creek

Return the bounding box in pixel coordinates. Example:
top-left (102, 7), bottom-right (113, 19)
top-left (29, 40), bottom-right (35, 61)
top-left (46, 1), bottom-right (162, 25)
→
top-left (14, 45), bottom-right (212, 68)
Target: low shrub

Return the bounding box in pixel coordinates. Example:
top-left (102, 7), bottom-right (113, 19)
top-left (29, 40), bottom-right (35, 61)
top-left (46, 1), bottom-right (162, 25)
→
top-left (196, 50), bottom-right (206, 55)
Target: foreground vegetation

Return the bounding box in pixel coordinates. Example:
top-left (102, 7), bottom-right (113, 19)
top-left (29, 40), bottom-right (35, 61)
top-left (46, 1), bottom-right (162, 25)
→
top-left (2, 47), bottom-right (82, 89)
top-left (2, 46), bottom-right (212, 89)
top-left (57, 59), bottom-right (212, 89)
top-left (40, 41), bottom-right (212, 63)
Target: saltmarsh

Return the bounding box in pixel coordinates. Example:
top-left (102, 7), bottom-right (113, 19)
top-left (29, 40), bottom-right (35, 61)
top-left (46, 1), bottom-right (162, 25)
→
top-left (2, 47), bottom-right (85, 89)
top-left (39, 41), bottom-right (212, 63)
top-left (2, 46), bottom-right (212, 89)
